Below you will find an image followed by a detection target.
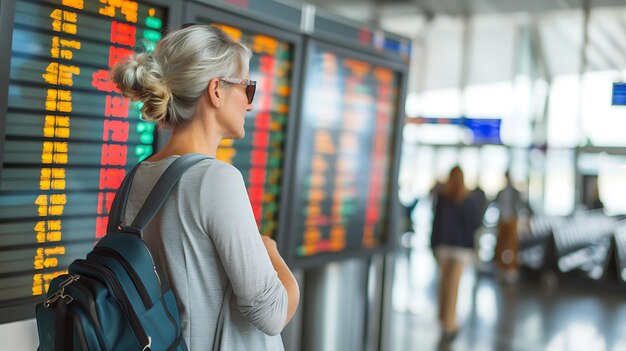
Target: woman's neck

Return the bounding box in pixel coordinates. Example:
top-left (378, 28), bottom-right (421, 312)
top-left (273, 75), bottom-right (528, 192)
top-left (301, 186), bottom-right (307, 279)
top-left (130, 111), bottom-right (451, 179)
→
top-left (148, 109), bottom-right (222, 161)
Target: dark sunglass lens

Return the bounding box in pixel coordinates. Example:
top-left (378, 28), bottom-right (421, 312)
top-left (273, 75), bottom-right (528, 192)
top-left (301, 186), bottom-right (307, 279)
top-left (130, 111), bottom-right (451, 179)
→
top-left (246, 85), bottom-right (256, 104)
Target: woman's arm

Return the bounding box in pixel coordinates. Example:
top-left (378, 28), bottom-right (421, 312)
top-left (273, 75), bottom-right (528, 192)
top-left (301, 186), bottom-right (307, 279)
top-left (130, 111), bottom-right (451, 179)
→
top-left (261, 235), bottom-right (300, 327)
top-left (203, 163), bottom-right (292, 335)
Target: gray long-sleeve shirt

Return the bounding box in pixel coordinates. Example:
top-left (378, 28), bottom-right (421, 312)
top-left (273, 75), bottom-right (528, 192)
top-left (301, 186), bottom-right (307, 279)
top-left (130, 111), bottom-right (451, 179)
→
top-left (122, 155), bottom-right (287, 350)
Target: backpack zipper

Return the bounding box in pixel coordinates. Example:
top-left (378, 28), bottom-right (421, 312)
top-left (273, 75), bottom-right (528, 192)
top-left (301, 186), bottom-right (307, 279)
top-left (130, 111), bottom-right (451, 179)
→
top-left (166, 331), bottom-right (185, 351)
top-left (91, 246), bottom-right (153, 309)
top-left (161, 297), bottom-right (179, 342)
top-left (75, 259), bottom-right (150, 349)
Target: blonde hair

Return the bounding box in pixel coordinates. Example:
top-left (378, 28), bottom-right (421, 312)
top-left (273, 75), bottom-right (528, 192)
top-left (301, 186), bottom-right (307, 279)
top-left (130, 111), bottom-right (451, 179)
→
top-left (111, 25), bottom-right (251, 127)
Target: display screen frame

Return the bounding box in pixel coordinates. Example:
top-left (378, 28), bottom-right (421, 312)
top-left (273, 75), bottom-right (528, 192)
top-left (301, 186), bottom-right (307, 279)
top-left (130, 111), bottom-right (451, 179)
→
top-left (284, 38), bottom-right (407, 269)
top-left (0, 0), bottom-right (17, 184)
top-left (0, 0), bottom-right (183, 324)
top-left (184, 2), bottom-right (304, 255)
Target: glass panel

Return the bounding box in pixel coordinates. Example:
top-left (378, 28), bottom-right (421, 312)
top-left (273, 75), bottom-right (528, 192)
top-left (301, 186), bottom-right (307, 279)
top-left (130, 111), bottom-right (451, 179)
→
top-left (417, 88), bottom-right (462, 117)
top-left (598, 154), bottom-right (626, 215)
top-left (479, 145), bottom-right (509, 198)
top-left (582, 71), bottom-right (626, 147)
top-left (458, 147), bottom-right (480, 190)
top-left (547, 75), bottom-right (581, 147)
top-left (544, 149), bottom-right (575, 215)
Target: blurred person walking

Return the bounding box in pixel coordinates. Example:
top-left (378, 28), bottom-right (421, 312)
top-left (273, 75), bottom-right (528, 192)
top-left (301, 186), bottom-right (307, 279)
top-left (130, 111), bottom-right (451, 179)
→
top-left (493, 172), bottom-right (528, 283)
top-left (431, 166), bottom-right (482, 341)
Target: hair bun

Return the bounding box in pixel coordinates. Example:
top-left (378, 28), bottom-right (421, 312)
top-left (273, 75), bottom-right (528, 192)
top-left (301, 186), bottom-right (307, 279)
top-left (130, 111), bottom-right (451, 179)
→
top-left (111, 25), bottom-right (252, 127)
top-left (111, 52), bottom-right (171, 122)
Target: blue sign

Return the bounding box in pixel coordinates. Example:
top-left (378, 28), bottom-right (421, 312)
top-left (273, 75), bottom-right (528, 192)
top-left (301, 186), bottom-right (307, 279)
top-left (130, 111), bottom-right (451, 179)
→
top-left (464, 118), bottom-right (501, 144)
top-left (612, 82), bottom-right (626, 106)
top-left (413, 117), bottom-right (502, 144)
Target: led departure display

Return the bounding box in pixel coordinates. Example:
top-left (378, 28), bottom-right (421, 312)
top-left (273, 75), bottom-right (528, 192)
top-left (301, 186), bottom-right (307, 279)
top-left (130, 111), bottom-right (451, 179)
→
top-left (0, 0), bottom-right (165, 311)
top-left (291, 44), bottom-right (399, 259)
top-left (209, 23), bottom-right (294, 238)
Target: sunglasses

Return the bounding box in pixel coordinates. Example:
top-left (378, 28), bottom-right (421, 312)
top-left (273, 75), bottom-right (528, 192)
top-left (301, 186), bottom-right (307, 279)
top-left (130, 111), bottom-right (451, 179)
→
top-left (219, 77), bottom-right (256, 104)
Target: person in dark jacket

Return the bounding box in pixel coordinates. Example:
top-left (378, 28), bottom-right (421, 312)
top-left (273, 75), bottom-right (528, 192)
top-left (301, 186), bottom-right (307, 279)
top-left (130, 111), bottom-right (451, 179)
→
top-left (431, 166), bottom-right (482, 341)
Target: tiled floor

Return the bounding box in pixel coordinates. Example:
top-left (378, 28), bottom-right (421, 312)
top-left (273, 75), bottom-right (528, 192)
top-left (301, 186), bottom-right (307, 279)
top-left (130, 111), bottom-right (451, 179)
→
top-left (389, 243), bottom-right (626, 351)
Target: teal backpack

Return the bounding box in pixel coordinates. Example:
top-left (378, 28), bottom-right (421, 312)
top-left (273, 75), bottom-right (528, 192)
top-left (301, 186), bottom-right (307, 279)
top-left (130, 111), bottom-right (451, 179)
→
top-left (36, 154), bottom-right (209, 350)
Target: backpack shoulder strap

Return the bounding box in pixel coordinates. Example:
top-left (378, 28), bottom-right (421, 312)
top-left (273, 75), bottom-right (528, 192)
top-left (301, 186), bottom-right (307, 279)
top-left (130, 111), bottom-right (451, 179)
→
top-left (108, 153), bottom-right (211, 235)
top-left (107, 163), bottom-right (142, 233)
top-left (126, 153), bottom-right (212, 233)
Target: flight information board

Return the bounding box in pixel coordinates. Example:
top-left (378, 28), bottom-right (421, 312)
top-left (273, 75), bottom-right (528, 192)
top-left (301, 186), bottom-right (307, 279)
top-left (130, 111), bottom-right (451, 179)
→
top-left (290, 42), bottom-right (400, 263)
top-left (0, 0), bottom-right (165, 319)
top-left (197, 18), bottom-right (295, 239)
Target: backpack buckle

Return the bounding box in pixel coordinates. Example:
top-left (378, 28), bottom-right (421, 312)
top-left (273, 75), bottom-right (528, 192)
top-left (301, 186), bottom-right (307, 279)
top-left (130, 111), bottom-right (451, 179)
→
top-left (44, 274), bottom-right (80, 308)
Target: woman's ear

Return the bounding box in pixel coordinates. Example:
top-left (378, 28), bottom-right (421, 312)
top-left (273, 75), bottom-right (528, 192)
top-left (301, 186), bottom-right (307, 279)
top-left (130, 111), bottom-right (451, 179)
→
top-left (207, 78), bottom-right (221, 107)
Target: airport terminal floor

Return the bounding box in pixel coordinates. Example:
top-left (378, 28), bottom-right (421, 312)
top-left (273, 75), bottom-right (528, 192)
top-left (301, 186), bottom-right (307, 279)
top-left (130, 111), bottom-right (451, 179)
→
top-left (389, 236), bottom-right (626, 351)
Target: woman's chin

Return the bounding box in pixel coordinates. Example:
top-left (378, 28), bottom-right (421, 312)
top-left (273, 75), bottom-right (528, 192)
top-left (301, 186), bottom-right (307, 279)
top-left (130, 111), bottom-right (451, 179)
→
top-left (223, 130), bottom-right (245, 140)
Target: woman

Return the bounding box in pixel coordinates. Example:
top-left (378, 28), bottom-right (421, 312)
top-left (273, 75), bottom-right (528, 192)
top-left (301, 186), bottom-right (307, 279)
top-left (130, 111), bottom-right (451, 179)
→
top-left (430, 166), bottom-right (481, 341)
top-left (111, 25), bottom-right (299, 350)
